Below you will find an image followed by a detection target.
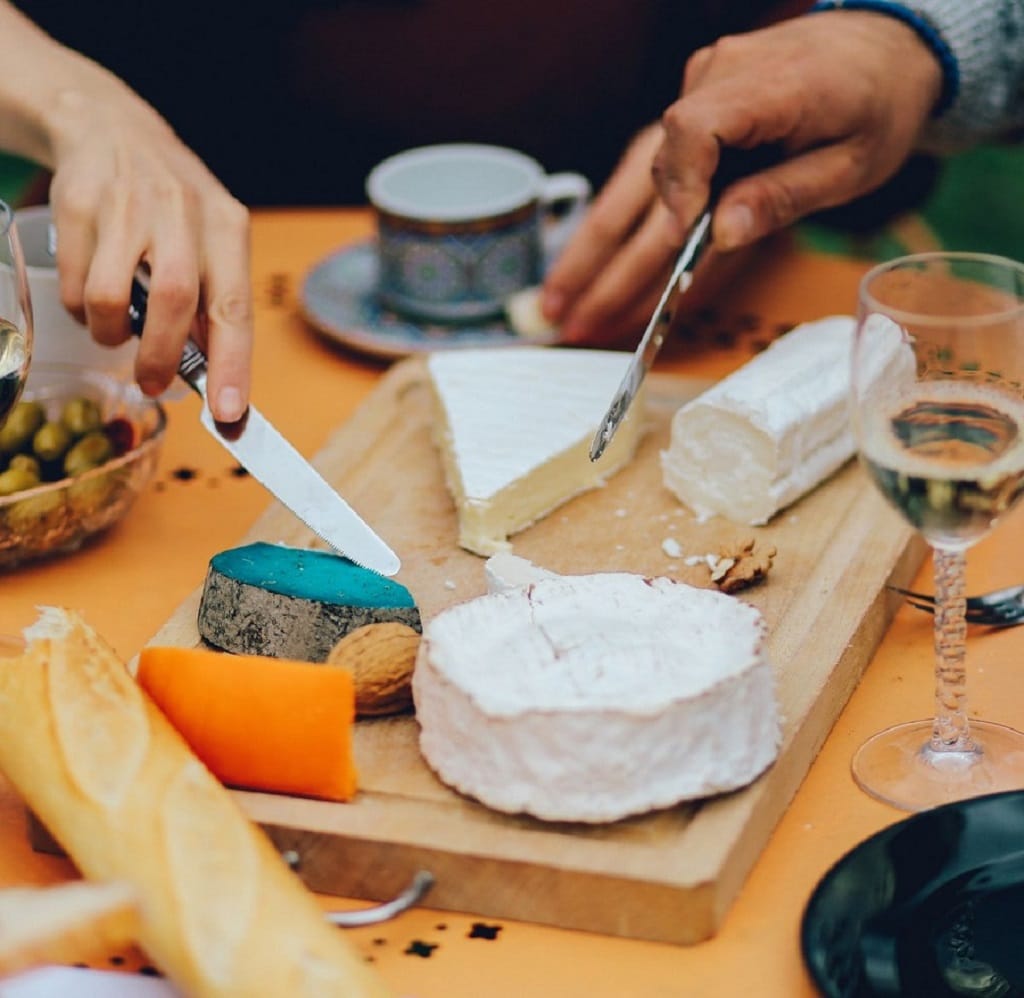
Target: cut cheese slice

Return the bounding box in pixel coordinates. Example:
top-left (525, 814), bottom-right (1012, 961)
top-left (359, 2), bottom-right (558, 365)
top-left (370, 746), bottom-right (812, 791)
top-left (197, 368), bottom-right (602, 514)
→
top-left (413, 573), bottom-right (779, 822)
top-left (661, 316), bottom-right (860, 525)
top-left (427, 346), bottom-right (646, 555)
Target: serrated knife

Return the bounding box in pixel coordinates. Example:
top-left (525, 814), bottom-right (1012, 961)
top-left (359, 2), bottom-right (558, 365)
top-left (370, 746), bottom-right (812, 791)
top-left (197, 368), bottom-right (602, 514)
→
top-left (589, 145), bottom-right (781, 462)
top-left (128, 270), bottom-right (401, 577)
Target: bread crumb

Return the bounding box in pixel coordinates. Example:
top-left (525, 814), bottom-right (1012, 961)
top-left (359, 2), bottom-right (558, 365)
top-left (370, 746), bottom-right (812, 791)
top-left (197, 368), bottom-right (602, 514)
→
top-left (504, 286), bottom-right (558, 341)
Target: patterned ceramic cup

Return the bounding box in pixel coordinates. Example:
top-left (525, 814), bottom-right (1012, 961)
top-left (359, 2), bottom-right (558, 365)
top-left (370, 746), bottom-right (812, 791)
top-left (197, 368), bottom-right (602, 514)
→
top-left (366, 144), bottom-right (591, 323)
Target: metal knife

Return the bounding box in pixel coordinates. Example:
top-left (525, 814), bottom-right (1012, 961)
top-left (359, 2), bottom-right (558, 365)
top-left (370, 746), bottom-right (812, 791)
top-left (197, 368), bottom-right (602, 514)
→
top-left (128, 271), bottom-right (402, 577)
top-left (589, 145), bottom-right (780, 462)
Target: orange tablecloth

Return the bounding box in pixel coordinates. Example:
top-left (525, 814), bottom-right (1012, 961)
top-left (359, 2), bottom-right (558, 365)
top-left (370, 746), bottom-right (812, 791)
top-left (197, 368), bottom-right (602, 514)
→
top-left (3, 209), bottom-right (1024, 996)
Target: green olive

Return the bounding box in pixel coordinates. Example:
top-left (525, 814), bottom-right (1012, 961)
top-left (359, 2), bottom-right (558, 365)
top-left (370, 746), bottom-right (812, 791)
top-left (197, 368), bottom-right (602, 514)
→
top-left (8, 453), bottom-right (40, 478)
top-left (61, 396), bottom-right (104, 436)
top-left (32, 421), bottom-right (73, 463)
top-left (3, 487), bottom-right (64, 532)
top-left (0, 400), bottom-right (45, 454)
top-left (0, 465), bottom-right (41, 496)
top-left (63, 431), bottom-right (115, 477)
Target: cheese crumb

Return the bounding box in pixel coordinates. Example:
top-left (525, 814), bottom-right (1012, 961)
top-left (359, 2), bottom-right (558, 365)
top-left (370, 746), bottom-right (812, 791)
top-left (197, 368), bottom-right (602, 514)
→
top-left (443, 580), bottom-right (457, 591)
top-left (661, 538), bottom-right (683, 558)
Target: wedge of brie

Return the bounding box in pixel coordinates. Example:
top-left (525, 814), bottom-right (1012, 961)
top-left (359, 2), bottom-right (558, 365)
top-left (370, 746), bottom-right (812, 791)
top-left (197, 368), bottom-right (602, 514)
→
top-left (426, 347), bottom-right (646, 555)
top-left (413, 573), bottom-right (779, 823)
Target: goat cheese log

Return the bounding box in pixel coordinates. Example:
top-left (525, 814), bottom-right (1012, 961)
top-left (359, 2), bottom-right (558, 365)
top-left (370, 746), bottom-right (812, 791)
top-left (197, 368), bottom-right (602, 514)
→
top-left (0, 607), bottom-right (392, 998)
top-left (661, 315), bottom-right (863, 525)
top-left (413, 573), bottom-right (779, 823)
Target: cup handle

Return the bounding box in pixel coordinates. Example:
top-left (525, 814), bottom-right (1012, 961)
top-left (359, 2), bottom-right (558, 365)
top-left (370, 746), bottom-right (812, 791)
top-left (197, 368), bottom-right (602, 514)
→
top-left (539, 171), bottom-right (592, 266)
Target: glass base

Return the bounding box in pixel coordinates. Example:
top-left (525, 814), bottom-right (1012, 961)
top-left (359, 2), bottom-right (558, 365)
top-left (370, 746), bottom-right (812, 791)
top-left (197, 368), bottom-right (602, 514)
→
top-left (852, 719), bottom-right (1024, 812)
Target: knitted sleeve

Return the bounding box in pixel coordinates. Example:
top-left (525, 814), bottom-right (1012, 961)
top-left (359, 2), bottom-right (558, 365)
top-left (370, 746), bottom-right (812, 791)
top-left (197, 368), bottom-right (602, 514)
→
top-left (810, 0), bottom-right (1024, 149)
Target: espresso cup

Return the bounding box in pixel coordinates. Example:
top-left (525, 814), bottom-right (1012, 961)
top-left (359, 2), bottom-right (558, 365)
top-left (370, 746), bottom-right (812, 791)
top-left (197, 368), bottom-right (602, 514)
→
top-left (366, 143), bottom-right (591, 323)
top-left (14, 204), bottom-right (136, 375)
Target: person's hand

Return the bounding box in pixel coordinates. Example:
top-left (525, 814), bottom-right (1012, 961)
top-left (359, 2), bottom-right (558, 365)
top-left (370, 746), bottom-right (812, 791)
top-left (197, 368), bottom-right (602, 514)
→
top-left (540, 123), bottom-right (681, 347)
top-left (653, 10), bottom-right (944, 251)
top-left (45, 77), bottom-right (252, 422)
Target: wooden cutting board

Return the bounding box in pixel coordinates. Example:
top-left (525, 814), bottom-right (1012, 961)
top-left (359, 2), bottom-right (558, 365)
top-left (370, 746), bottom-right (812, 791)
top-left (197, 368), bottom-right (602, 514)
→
top-left (147, 355), bottom-right (926, 945)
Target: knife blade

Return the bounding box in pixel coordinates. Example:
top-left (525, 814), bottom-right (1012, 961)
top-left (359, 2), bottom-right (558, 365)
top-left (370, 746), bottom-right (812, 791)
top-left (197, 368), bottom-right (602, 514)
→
top-left (589, 145), bottom-right (781, 462)
top-left (128, 271), bottom-right (401, 577)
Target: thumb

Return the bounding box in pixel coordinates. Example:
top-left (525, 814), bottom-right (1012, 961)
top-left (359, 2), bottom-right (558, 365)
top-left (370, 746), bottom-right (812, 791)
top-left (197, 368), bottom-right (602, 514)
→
top-left (713, 142), bottom-right (872, 249)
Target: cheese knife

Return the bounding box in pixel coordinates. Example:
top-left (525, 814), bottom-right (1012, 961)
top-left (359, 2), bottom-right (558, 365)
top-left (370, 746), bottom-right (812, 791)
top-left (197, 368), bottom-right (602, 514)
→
top-left (589, 145), bottom-right (780, 462)
top-left (128, 270), bottom-right (402, 577)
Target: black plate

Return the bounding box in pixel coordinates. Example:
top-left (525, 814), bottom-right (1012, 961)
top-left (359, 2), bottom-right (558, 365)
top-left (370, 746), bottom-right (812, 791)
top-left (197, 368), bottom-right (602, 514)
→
top-left (801, 790), bottom-right (1024, 997)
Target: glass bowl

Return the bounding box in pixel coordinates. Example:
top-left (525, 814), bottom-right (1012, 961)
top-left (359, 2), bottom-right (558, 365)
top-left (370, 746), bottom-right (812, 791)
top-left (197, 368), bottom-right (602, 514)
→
top-left (0, 364), bottom-right (166, 569)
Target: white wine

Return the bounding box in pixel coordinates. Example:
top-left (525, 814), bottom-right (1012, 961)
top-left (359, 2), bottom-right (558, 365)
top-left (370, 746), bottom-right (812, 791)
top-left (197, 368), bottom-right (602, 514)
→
top-left (862, 381), bottom-right (1024, 549)
top-left (0, 317), bottom-right (28, 422)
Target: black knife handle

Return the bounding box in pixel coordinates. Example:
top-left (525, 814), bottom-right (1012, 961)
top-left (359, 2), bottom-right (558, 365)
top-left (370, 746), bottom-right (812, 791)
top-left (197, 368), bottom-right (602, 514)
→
top-left (128, 273), bottom-right (148, 337)
top-left (127, 269), bottom-right (208, 387)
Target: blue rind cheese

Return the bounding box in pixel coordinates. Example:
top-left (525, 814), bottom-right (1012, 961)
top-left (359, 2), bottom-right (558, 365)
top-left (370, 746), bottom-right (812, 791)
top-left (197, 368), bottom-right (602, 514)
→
top-left (198, 542), bottom-right (420, 662)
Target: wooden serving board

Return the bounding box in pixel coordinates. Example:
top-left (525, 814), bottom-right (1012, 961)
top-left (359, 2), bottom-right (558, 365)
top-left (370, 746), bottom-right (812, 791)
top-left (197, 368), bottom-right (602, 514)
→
top-left (147, 356), bottom-right (926, 945)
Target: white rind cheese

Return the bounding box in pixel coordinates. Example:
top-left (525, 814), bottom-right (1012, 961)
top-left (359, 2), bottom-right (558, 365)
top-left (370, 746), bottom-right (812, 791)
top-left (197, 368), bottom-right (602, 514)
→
top-left (661, 315), bottom-right (859, 525)
top-left (483, 552), bottom-right (559, 594)
top-left (413, 573), bottom-right (780, 823)
top-left (427, 347), bottom-right (646, 556)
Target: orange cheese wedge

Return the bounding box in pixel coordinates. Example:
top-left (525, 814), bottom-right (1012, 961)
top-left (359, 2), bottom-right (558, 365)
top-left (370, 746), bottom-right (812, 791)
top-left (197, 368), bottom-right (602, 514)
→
top-left (137, 646), bottom-right (357, 802)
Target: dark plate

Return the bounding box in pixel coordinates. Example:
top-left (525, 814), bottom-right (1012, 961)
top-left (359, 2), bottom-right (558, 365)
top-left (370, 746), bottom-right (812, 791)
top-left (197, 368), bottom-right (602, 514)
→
top-left (802, 790), bottom-right (1024, 997)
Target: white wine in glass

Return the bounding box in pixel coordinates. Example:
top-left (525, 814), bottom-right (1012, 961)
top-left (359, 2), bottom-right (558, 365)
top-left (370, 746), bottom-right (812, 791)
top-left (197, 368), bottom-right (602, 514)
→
top-left (851, 251), bottom-right (1024, 812)
top-left (0, 200), bottom-right (32, 422)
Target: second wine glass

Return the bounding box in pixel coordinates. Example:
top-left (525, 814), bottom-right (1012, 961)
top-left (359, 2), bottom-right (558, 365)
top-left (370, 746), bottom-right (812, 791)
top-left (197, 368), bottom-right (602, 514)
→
top-left (851, 251), bottom-right (1024, 812)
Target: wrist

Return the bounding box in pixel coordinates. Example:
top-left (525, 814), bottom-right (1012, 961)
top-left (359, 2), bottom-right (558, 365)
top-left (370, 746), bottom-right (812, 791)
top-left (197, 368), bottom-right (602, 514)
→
top-left (807, 0), bottom-right (956, 116)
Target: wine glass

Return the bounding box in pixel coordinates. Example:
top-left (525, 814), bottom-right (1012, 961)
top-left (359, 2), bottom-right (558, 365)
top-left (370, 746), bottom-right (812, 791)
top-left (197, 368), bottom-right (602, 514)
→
top-left (850, 251), bottom-right (1024, 812)
top-left (0, 199), bottom-right (33, 422)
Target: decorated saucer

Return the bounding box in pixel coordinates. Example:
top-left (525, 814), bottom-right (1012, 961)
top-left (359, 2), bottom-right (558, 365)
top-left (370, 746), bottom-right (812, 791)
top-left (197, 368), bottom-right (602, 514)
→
top-left (300, 241), bottom-right (550, 360)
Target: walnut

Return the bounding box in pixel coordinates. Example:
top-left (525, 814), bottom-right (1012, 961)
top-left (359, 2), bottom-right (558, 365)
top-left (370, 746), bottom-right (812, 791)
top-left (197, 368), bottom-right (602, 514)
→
top-left (711, 538), bottom-right (776, 593)
top-left (326, 622), bottom-right (420, 717)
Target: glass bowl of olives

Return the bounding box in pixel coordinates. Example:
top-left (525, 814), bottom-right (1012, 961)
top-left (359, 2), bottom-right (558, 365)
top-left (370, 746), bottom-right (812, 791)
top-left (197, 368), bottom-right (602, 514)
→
top-left (0, 364), bottom-right (166, 568)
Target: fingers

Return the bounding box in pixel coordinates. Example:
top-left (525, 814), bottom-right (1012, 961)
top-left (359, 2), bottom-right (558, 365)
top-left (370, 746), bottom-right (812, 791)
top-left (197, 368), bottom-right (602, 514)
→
top-left (196, 197), bottom-right (252, 423)
top-left (49, 199), bottom-right (94, 327)
top-left (50, 174), bottom-right (252, 422)
top-left (711, 142), bottom-right (868, 249)
top-left (542, 124), bottom-right (681, 345)
top-left (557, 202), bottom-right (679, 345)
top-left (543, 126), bottom-right (662, 322)
top-left (652, 13), bottom-right (944, 252)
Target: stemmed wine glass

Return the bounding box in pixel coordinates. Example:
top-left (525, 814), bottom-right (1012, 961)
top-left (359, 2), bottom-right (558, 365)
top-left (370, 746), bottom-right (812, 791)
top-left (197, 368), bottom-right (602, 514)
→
top-left (0, 199), bottom-right (32, 422)
top-left (850, 251), bottom-right (1024, 812)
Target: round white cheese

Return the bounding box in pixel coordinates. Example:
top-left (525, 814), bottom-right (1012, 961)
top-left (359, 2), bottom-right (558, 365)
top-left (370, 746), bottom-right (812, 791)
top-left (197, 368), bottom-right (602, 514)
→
top-left (412, 573), bottom-right (780, 823)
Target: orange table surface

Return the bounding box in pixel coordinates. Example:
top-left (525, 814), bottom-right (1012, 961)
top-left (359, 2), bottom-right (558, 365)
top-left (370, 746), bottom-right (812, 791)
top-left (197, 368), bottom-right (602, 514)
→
top-left (3, 209), bottom-right (1024, 997)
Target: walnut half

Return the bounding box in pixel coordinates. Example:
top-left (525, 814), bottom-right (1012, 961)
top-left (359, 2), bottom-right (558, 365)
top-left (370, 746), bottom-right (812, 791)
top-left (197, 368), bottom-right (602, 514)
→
top-left (712, 538), bottom-right (776, 594)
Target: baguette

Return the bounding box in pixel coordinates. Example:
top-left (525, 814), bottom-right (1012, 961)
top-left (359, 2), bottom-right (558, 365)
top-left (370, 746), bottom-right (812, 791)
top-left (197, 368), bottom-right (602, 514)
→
top-left (0, 607), bottom-right (392, 997)
top-left (0, 880), bottom-right (139, 978)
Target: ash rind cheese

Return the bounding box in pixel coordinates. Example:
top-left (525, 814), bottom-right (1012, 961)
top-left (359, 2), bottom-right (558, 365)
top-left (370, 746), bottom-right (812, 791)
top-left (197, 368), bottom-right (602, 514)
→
top-left (198, 541), bottom-right (420, 662)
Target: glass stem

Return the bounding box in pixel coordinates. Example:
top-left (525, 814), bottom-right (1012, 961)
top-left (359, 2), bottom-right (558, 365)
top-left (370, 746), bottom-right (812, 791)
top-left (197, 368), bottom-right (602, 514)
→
top-left (930, 547), bottom-right (974, 752)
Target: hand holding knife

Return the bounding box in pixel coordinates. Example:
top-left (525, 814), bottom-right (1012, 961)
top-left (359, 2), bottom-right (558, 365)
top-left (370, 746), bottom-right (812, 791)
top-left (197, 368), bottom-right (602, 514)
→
top-left (128, 269), bottom-right (401, 577)
top-left (590, 145), bottom-right (782, 462)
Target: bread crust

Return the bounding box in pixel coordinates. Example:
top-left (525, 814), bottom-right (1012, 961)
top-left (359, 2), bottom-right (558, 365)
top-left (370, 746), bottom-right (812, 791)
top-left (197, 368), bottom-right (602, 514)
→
top-left (0, 607), bottom-right (391, 997)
